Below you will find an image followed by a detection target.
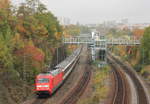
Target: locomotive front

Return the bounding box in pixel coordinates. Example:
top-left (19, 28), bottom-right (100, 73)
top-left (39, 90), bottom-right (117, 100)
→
top-left (35, 73), bottom-right (53, 95)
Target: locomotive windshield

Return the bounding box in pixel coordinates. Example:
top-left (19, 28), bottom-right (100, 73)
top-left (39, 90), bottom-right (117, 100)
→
top-left (37, 78), bottom-right (49, 83)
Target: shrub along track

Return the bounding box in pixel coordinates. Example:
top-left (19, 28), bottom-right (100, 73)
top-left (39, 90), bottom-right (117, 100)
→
top-left (108, 53), bottom-right (150, 104)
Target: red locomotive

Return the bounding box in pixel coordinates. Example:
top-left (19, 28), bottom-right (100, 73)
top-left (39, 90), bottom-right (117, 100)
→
top-left (35, 48), bottom-right (81, 96)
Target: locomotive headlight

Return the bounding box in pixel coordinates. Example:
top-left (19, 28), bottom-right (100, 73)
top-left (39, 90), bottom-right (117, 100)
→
top-left (43, 85), bottom-right (49, 87)
top-left (37, 85), bottom-right (49, 88)
top-left (37, 85), bottom-right (41, 87)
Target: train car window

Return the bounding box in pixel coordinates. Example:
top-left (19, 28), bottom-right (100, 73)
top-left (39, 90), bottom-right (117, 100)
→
top-left (37, 78), bottom-right (49, 83)
top-left (51, 70), bottom-right (59, 76)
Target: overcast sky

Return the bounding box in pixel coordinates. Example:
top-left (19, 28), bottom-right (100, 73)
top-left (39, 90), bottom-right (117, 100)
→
top-left (12, 0), bottom-right (150, 24)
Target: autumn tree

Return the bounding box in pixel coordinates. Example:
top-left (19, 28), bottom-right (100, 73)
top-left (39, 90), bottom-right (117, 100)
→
top-left (132, 28), bottom-right (144, 39)
top-left (141, 27), bottom-right (150, 65)
top-left (64, 25), bottom-right (80, 36)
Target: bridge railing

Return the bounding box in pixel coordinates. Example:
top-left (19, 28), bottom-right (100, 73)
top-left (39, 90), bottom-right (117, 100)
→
top-left (63, 37), bottom-right (92, 44)
top-left (63, 37), bottom-right (141, 45)
top-left (107, 39), bottom-right (140, 45)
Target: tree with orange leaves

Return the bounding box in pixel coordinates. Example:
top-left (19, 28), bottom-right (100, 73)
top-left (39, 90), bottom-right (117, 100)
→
top-left (132, 28), bottom-right (144, 39)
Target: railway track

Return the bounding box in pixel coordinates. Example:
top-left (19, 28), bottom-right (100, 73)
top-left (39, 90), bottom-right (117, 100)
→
top-left (110, 62), bottom-right (128, 104)
top-left (22, 96), bottom-right (49, 104)
top-left (31, 98), bottom-right (48, 104)
top-left (108, 53), bottom-right (150, 104)
top-left (59, 65), bottom-right (91, 104)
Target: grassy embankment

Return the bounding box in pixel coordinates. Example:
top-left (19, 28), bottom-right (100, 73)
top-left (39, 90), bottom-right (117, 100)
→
top-left (78, 65), bottom-right (110, 104)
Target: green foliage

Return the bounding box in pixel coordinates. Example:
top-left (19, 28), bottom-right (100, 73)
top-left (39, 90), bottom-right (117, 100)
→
top-left (64, 24), bottom-right (90, 36)
top-left (140, 27), bottom-right (150, 65)
top-left (0, 8), bottom-right (15, 70)
top-left (64, 25), bottom-right (81, 36)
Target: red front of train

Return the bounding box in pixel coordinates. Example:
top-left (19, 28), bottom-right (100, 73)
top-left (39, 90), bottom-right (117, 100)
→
top-left (35, 71), bottom-right (64, 95)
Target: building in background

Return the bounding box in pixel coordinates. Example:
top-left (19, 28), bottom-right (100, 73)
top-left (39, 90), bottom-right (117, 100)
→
top-left (58, 17), bottom-right (71, 25)
top-left (117, 23), bottom-right (150, 30)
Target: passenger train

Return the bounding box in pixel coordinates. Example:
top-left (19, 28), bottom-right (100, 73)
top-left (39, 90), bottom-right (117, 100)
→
top-left (35, 47), bottom-right (81, 96)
